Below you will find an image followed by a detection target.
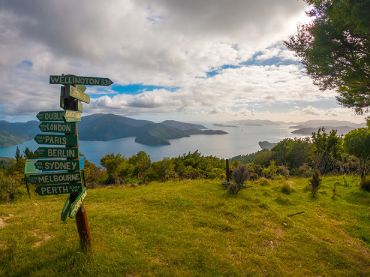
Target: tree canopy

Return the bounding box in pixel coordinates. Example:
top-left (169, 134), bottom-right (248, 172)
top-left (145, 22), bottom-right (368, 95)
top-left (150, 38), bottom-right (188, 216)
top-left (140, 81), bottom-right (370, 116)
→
top-left (285, 0), bottom-right (370, 114)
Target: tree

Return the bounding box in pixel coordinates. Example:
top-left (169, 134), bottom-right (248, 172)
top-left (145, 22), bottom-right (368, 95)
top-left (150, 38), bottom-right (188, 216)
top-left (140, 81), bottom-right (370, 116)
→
top-left (129, 151), bottom-right (151, 181)
top-left (285, 0), bottom-right (370, 114)
top-left (312, 128), bottom-right (343, 173)
top-left (344, 127), bottom-right (370, 177)
top-left (15, 147), bottom-right (21, 162)
top-left (100, 154), bottom-right (129, 184)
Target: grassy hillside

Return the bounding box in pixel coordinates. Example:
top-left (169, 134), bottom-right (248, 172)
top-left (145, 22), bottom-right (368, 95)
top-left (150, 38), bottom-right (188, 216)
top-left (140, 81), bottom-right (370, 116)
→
top-left (0, 176), bottom-right (369, 276)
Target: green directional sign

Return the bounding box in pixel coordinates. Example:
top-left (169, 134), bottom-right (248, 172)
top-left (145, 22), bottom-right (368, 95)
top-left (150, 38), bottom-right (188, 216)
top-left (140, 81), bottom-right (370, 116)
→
top-left (36, 183), bottom-right (82, 196)
top-left (69, 188), bottom-right (87, 218)
top-left (61, 196), bottom-right (72, 221)
top-left (24, 160), bottom-right (40, 175)
top-left (39, 122), bottom-right (76, 133)
top-left (65, 85), bottom-right (90, 104)
top-left (35, 160), bottom-right (80, 171)
top-left (37, 111), bottom-right (65, 122)
top-left (64, 110), bottom-right (81, 122)
top-left (29, 171), bottom-right (82, 185)
top-left (35, 147), bottom-right (79, 159)
top-left (50, 75), bottom-right (113, 86)
top-left (34, 134), bottom-right (77, 146)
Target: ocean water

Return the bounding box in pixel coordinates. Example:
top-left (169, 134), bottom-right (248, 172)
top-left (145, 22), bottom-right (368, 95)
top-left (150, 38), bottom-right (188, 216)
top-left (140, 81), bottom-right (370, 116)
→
top-left (0, 124), bottom-right (303, 165)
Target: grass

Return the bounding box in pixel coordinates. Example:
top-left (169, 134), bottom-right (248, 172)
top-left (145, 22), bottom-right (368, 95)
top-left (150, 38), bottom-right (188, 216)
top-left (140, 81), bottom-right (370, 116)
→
top-left (0, 176), bottom-right (369, 276)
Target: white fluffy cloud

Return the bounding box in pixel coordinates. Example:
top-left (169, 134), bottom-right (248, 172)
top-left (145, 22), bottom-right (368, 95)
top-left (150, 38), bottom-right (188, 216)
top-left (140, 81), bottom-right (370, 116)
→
top-left (0, 0), bottom-right (365, 123)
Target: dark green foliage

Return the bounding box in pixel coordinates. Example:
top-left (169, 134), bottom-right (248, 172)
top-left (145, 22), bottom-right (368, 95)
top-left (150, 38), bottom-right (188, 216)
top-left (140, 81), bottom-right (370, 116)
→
top-left (310, 170), bottom-right (322, 198)
top-left (360, 176), bottom-right (370, 192)
top-left (344, 128), bottom-right (370, 178)
top-left (228, 165), bottom-right (249, 194)
top-left (232, 149), bottom-right (272, 166)
top-left (286, 0), bottom-right (370, 114)
top-left (271, 138), bottom-right (313, 169)
top-left (312, 128), bottom-right (343, 174)
top-left (281, 181), bottom-right (294, 195)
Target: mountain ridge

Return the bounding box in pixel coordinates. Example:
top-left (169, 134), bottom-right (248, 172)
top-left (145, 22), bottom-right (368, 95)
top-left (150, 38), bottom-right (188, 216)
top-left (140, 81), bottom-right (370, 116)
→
top-left (0, 114), bottom-right (227, 147)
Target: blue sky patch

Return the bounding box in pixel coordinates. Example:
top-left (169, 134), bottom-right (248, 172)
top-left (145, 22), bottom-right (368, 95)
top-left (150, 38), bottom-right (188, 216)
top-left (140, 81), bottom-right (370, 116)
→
top-left (89, 83), bottom-right (179, 98)
top-left (16, 60), bottom-right (33, 70)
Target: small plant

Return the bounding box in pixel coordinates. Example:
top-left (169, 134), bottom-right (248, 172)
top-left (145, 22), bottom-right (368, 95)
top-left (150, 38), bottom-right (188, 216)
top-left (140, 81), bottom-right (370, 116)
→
top-left (310, 169), bottom-right (322, 198)
top-left (228, 165), bottom-right (249, 194)
top-left (258, 177), bottom-right (271, 186)
top-left (343, 176), bottom-right (349, 187)
top-left (360, 176), bottom-right (370, 192)
top-left (281, 181), bottom-right (293, 195)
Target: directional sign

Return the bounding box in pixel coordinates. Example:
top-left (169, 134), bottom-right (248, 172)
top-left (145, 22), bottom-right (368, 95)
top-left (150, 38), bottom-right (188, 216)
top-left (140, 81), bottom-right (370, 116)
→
top-left (50, 75), bottom-right (113, 86)
top-left (34, 134), bottom-right (77, 146)
top-left (37, 110), bottom-right (81, 122)
top-left (39, 122), bottom-right (76, 133)
top-left (65, 85), bottom-right (90, 104)
top-left (37, 111), bottom-right (65, 122)
top-left (29, 171), bottom-right (82, 185)
top-left (24, 160), bottom-right (40, 175)
top-left (64, 110), bottom-right (81, 122)
top-left (36, 183), bottom-right (82, 196)
top-left (61, 196), bottom-right (72, 221)
top-left (35, 147), bottom-right (79, 159)
top-left (35, 160), bottom-right (80, 171)
top-left (69, 188), bottom-right (87, 218)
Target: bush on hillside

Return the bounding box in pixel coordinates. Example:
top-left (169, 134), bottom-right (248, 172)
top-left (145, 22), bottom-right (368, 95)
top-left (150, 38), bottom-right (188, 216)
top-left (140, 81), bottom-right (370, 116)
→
top-left (258, 177), bottom-right (271, 186)
top-left (228, 165), bottom-right (249, 194)
top-left (360, 176), bottom-right (370, 192)
top-left (310, 169), bottom-right (322, 198)
top-left (0, 172), bottom-right (21, 202)
top-left (281, 181), bottom-right (294, 194)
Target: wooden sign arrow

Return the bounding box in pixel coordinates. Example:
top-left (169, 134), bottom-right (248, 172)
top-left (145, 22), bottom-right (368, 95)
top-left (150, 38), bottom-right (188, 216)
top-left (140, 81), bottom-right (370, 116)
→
top-left (61, 196), bottom-right (72, 221)
top-left (37, 110), bottom-right (81, 122)
top-left (36, 183), bottom-right (82, 196)
top-left (37, 111), bottom-right (65, 122)
top-left (39, 122), bottom-right (76, 134)
top-left (65, 85), bottom-right (90, 104)
top-left (35, 147), bottom-right (79, 159)
top-left (69, 187), bottom-right (87, 218)
top-left (35, 160), bottom-right (80, 171)
top-left (34, 134), bottom-right (77, 146)
top-left (50, 74), bottom-right (113, 86)
top-left (60, 94), bottom-right (83, 112)
top-left (29, 171), bottom-right (82, 185)
top-left (64, 110), bottom-right (81, 122)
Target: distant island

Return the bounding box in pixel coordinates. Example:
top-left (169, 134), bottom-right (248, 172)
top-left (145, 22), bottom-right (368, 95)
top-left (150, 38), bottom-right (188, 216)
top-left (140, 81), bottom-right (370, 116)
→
top-left (258, 141), bottom-right (277, 150)
top-left (213, 123), bottom-right (238, 128)
top-left (0, 114), bottom-right (228, 147)
top-left (291, 126), bottom-right (358, 136)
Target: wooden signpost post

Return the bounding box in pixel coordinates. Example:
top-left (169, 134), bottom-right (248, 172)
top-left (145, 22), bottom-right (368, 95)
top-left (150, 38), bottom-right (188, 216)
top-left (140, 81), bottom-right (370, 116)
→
top-left (24, 74), bottom-right (113, 251)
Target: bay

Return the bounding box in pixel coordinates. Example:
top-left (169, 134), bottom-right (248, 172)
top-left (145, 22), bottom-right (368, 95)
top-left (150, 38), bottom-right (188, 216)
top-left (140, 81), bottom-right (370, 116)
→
top-left (0, 124), bottom-right (303, 165)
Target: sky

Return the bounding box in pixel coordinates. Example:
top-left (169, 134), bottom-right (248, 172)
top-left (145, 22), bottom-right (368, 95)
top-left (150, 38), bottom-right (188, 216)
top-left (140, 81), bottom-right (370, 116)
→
top-left (0, 0), bottom-right (366, 123)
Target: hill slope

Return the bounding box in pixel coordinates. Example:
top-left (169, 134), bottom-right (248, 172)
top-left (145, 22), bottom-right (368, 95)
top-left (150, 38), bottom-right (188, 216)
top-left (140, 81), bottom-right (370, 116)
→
top-left (0, 176), bottom-right (369, 276)
top-left (0, 114), bottom-right (227, 147)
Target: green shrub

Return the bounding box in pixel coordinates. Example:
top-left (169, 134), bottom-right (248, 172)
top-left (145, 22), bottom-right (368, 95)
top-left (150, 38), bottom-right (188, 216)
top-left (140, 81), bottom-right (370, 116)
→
top-left (0, 172), bottom-right (20, 202)
top-left (360, 176), bottom-right (370, 192)
top-left (258, 177), bottom-right (271, 186)
top-left (281, 181), bottom-right (294, 194)
top-left (228, 165), bottom-right (249, 194)
top-left (310, 169), bottom-right (322, 198)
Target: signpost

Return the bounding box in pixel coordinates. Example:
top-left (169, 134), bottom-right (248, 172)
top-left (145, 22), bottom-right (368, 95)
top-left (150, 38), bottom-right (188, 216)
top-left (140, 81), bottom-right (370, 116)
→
top-left (34, 134), bottom-right (77, 146)
top-left (24, 73), bottom-right (113, 252)
top-left (35, 147), bottom-right (79, 159)
top-left (35, 160), bottom-right (80, 171)
top-left (39, 122), bottom-right (76, 133)
top-left (50, 74), bottom-right (113, 86)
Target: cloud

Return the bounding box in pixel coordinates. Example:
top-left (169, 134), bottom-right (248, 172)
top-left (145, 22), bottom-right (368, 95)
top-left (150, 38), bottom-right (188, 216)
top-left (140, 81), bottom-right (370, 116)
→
top-left (0, 0), bottom-right (364, 123)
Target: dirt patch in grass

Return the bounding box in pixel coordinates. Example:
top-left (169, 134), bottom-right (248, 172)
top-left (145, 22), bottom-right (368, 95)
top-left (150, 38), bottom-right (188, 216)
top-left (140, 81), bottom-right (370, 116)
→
top-left (30, 229), bottom-right (52, 248)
